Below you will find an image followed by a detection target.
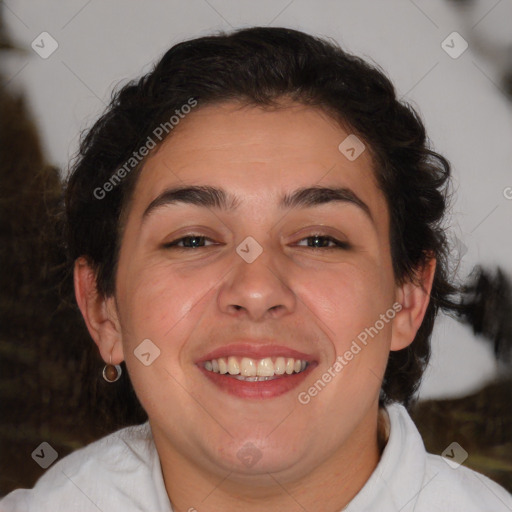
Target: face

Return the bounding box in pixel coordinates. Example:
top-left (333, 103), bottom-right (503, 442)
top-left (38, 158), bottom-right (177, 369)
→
top-left (109, 101), bottom-right (401, 482)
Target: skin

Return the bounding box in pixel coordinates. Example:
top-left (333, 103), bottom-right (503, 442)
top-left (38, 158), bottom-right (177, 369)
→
top-left (75, 101), bottom-right (435, 512)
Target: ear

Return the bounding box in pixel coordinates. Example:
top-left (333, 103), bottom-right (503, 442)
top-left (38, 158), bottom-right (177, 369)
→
top-left (74, 256), bottom-right (124, 364)
top-left (390, 256), bottom-right (436, 351)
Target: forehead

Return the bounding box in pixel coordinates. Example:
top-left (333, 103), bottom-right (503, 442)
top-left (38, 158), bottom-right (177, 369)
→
top-left (130, 101), bottom-right (385, 218)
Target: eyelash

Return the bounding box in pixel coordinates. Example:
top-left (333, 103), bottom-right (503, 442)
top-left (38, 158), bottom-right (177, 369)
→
top-left (163, 234), bottom-right (350, 251)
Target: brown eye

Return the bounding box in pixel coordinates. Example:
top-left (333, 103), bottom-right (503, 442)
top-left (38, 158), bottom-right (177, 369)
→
top-left (163, 235), bottom-right (216, 249)
top-left (295, 235), bottom-right (351, 250)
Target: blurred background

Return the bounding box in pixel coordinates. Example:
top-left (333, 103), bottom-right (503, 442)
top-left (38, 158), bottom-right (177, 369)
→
top-left (1, 0), bottom-right (511, 496)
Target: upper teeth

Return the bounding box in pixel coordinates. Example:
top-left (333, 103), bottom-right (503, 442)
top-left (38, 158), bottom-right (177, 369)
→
top-left (204, 356), bottom-right (307, 377)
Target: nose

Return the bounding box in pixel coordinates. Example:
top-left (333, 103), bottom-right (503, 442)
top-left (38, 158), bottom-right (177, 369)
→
top-left (217, 243), bottom-right (297, 321)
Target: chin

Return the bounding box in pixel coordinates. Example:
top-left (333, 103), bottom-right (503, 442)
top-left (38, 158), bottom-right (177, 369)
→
top-left (211, 437), bottom-right (312, 479)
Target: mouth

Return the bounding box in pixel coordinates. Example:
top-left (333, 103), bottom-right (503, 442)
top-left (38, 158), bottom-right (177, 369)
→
top-left (196, 344), bottom-right (318, 399)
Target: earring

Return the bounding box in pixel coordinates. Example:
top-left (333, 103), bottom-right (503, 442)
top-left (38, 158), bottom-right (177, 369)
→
top-left (102, 355), bottom-right (122, 383)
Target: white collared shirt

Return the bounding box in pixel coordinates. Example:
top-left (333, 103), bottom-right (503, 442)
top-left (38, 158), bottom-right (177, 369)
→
top-left (1, 403), bottom-right (511, 511)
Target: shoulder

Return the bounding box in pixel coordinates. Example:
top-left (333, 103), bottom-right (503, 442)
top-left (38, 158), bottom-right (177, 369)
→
top-left (418, 451), bottom-right (512, 511)
top-left (389, 403), bottom-right (512, 511)
top-left (0, 422), bottom-right (172, 512)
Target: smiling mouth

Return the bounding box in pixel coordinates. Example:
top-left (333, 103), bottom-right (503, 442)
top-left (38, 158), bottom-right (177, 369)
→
top-left (203, 355), bottom-right (309, 381)
top-left (198, 353), bottom-right (316, 399)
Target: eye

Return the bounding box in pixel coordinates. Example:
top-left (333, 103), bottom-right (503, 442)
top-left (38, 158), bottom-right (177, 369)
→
top-left (163, 234), bottom-right (218, 249)
top-left (295, 234), bottom-right (350, 250)
top-left (162, 233), bottom-right (350, 251)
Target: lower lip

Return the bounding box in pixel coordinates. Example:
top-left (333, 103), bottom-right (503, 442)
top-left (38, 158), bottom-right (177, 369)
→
top-left (198, 364), bottom-right (317, 400)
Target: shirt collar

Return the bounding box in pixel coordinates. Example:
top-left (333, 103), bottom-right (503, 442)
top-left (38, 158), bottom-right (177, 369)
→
top-left (343, 403), bottom-right (427, 512)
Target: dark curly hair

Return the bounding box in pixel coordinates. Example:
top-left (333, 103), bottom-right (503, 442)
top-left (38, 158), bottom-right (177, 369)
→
top-left (65, 26), bottom-right (463, 409)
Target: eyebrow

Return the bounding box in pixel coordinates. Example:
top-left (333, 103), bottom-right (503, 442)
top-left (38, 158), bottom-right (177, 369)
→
top-left (142, 185), bottom-right (373, 222)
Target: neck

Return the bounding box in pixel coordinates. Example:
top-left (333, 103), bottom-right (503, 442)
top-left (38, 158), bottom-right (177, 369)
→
top-left (154, 404), bottom-right (387, 512)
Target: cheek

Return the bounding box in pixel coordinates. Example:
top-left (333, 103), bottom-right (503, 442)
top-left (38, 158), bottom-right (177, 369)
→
top-left (297, 263), bottom-right (395, 403)
top-left (116, 259), bottom-right (221, 349)
top-left (114, 263), bottom-right (220, 408)
top-left (301, 263), bottom-right (394, 340)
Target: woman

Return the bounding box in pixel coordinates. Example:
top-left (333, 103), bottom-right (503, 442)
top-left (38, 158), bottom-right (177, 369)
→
top-left (2, 26), bottom-right (511, 511)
